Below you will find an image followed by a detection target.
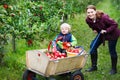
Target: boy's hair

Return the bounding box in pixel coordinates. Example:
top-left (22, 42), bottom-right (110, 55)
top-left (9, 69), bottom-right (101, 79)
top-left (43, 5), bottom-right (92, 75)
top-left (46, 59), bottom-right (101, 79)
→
top-left (60, 23), bottom-right (71, 31)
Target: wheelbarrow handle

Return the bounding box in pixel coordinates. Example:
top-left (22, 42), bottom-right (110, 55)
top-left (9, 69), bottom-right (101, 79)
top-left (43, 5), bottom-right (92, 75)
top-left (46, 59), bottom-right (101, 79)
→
top-left (48, 37), bottom-right (63, 52)
top-left (48, 41), bottom-right (52, 52)
top-left (77, 46), bottom-right (84, 56)
top-left (89, 32), bottom-right (101, 54)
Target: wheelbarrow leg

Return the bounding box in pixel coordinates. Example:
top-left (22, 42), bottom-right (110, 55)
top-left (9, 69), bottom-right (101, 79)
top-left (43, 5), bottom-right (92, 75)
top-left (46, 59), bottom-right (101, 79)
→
top-left (23, 69), bottom-right (37, 80)
top-left (45, 77), bottom-right (48, 80)
top-left (45, 77), bottom-right (56, 80)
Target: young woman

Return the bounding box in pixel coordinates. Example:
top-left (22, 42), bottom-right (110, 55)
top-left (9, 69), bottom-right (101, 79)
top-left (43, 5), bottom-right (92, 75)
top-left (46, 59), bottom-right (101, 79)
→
top-left (85, 5), bottom-right (120, 75)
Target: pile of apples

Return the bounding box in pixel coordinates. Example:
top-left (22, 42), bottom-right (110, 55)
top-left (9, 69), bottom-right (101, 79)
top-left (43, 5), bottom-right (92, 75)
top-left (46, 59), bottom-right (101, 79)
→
top-left (46, 47), bottom-right (67, 60)
top-left (67, 48), bottom-right (81, 55)
top-left (45, 47), bottom-right (82, 60)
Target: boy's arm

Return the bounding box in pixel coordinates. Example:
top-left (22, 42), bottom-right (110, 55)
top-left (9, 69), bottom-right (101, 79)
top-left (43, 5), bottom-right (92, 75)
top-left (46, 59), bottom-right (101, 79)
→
top-left (53, 35), bottom-right (63, 48)
top-left (53, 35), bottom-right (58, 41)
top-left (71, 35), bottom-right (77, 46)
top-left (57, 35), bottom-right (77, 48)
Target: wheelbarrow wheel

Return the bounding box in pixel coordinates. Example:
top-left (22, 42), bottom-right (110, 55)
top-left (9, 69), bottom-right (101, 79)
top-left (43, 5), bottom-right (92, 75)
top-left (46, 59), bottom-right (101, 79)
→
top-left (70, 70), bottom-right (84, 80)
top-left (23, 69), bottom-right (37, 80)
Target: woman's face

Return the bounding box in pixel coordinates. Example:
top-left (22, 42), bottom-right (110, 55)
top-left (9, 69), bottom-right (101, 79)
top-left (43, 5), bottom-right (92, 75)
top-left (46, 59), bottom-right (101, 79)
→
top-left (86, 8), bottom-right (96, 19)
top-left (61, 27), bottom-right (69, 34)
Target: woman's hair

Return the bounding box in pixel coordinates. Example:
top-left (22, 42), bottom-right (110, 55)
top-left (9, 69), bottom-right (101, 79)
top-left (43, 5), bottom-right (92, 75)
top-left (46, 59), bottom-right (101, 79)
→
top-left (96, 10), bottom-right (104, 18)
top-left (60, 23), bottom-right (71, 31)
top-left (86, 5), bottom-right (104, 18)
top-left (86, 5), bottom-right (96, 11)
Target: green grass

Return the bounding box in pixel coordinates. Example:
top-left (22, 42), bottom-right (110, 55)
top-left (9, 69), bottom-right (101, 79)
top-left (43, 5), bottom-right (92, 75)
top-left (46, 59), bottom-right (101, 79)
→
top-left (0, 0), bottom-right (120, 80)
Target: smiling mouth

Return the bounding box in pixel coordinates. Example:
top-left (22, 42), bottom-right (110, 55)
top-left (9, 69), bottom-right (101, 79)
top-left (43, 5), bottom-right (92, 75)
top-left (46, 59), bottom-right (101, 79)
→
top-left (89, 15), bottom-right (94, 18)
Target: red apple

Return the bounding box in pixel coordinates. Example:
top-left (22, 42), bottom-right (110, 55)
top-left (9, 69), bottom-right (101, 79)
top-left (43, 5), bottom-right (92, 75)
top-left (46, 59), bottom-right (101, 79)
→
top-left (3, 4), bottom-right (8, 9)
top-left (61, 53), bottom-right (66, 57)
top-left (38, 53), bottom-right (40, 57)
top-left (61, 56), bottom-right (65, 58)
top-left (57, 57), bottom-right (61, 59)
top-left (54, 52), bottom-right (59, 57)
top-left (73, 49), bottom-right (79, 53)
top-left (52, 47), bottom-right (57, 53)
top-left (46, 52), bottom-right (51, 58)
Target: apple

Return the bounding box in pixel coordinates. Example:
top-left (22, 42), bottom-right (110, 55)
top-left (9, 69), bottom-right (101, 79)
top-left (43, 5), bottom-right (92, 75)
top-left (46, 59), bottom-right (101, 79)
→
top-left (46, 52), bottom-right (51, 58)
top-left (53, 52), bottom-right (59, 57)
top-left (52, 47), bottom-right (57, 53)
top-left (57, 57), bottom-right (61, 59)
top-left (67, 49), bottom-right (72, 52)
top-left (61, 56), bottom-right (65, 58)
top-left (54, 55), bottom-right (58, 59)
top-left (58, 52), bottom-right (62, 57)
top-left (50, 56), bottom-right (54, 60)
top-left (72, 49), bottom-right (79, 53)
top-left (38, 53), bottom-right (40, 57)
top-left (61, 53), bottom-right (66, 57)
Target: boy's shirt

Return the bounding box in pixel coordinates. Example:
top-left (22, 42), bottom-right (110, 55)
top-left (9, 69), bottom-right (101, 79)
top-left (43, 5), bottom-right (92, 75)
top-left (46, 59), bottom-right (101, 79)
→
top-left (53, 32), bottom-right (77, 49)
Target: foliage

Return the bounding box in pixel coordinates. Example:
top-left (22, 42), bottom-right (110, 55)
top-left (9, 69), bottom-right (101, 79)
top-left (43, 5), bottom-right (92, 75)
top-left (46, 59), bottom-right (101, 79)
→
top-left (111, 0), bottom-right (120, 24)
top-left (0, 0), bottom-right (102, 52)
top-left (112, 0), bottom-right (120, 10)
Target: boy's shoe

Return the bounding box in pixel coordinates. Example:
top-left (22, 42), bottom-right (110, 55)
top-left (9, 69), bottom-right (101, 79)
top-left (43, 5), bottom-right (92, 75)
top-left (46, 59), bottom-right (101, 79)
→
top-left (86, 66), bottom-right (97, 72)
top-left (109, 69), bottom-right (117, 75)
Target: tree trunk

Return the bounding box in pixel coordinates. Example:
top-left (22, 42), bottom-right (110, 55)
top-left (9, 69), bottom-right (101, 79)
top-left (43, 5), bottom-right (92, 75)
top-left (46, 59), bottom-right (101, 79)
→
top-left (12, 33), bottom-right (16, 52)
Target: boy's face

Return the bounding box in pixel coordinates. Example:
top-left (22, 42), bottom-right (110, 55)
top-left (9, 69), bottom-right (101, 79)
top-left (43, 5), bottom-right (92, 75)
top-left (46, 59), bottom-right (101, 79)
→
top-left (61, 27), bottom-right (69, 34)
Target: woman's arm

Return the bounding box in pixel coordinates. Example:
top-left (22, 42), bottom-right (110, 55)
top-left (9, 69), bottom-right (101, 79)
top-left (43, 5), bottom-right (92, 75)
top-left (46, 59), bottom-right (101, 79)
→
top-left (103, 15), bottom-right (118, 33)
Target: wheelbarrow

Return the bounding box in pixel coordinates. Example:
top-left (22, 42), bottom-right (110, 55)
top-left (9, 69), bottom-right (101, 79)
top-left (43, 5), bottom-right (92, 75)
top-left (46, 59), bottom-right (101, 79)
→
top-left (23, 41), bottom-right (88, 80)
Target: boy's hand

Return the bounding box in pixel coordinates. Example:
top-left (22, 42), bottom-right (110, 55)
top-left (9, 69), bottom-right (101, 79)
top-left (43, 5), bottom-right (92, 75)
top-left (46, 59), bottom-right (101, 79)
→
top-left (63, 42), bottom-right (71, 49)
top-left (66, 42), bottom-right (71, 47)
top-left (56, 36), bottom-right (63, 41)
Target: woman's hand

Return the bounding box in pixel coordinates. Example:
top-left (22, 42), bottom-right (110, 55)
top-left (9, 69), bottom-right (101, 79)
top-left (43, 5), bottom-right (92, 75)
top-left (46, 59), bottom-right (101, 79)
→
top-left (101, 30), bottom-right (107, 34)
top-left (93, 30), bottom-right (98, 34)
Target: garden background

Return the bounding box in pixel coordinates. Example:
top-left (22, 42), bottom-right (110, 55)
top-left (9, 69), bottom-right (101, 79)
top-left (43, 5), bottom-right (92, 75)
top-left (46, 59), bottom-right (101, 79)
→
top-left (0, 0), bottom-right (120, 80)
